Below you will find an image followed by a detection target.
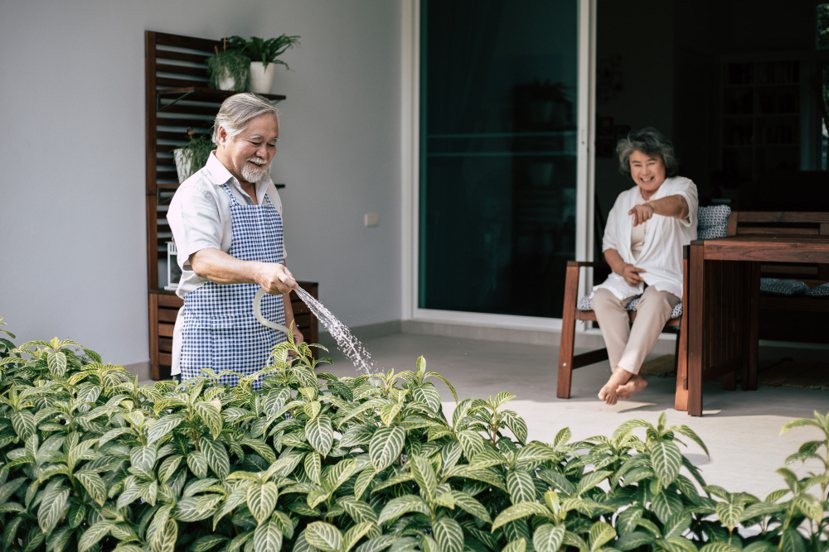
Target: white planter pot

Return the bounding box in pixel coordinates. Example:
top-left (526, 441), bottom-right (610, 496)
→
top-left (173, 148), bottom-right (194, 183)
top-left (249, 61), bottom-right (277, 94)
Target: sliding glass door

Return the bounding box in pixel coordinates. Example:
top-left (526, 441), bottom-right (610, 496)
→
top-left (419, 0), bottom-right (580, 318)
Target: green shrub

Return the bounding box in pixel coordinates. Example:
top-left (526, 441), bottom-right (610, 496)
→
top-left (0, 318), bottom-right (827, 551)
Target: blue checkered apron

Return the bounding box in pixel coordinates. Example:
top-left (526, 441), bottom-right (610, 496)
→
top-left (180, 184), bottom-right (286, 386)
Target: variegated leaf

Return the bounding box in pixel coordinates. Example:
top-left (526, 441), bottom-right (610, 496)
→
top-left (253, 519), bottom-right (283, 551)
top-left (77, 521), bottom-right (112, 552)
top-left (47, 351), bottom-right (67, 377)
top-left (187, 450), bottom-right (209, 478)
top-left (305, 451), bottom-right (322, 484)
top-left (457, 429), bottom-right (486, 459)
top-left (450, 491), bottom-right (491, 523)
top-left (500, 410), bottom-right (527, 444)
top-left (502, 538), bottom-right (527, 552)
top-left (507, 470), bottom-right (537, 504)
top-left (650, 440), bottom-right (682, 487)
top-left (175, 494), bottom-right (222, 522)
top-left (369, 426), bottom-right (405, 472)
top-left (147, 414), bottom-right (184, 444)
top-left (200, 437), bottom-right (230, 479)
top-left (532, 523), bottom-right (565, 552)
top-left (247, 481), bottom-right (280, 525)
top-left (131, 444), bottom-right (158, 473)
top-left (37, 484), bottom-right (70, 535)
top-left (432, 516), bottom-right (463, 552)
top-left (412, 384), bottom-right (442, 412)
top-left (377, 494), bottom-right (430, 525)
top-left (343, 522), bottom-right (374, 552)
top-left (410, 455), bottom-right (438, 500)
top-left (75, 471), bottom-right (106, 506)
top-left (194, 400), bottom-right (223, 439)
top-left (305, 414), bottom-right (334, 456)
top-left (305, 521), bottom-right (343, 552)
top-left (588, 521), bottom-right (616, 551)
top-left (325, 458), bottom-right (357, 493)
top-left (492, 502), bottom-right (551, 530)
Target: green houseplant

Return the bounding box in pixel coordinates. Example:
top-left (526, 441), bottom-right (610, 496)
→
top-left (173, 129), bottom-right (214, 183)
top-left (1, 316), bottom-right (829, 550)
top-left (207, 38), bottom-right (250, 92)
top-left (228, 34), bottom-right (301, 94)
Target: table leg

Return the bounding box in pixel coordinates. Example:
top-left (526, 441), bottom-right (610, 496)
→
top-left (687, 242), bottom-right (704, 416)
top-left (745, 262), bottom-right (760, 390)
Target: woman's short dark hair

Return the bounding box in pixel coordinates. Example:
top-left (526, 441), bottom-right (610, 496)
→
top-left (615, 127), bottom-right (679, 177)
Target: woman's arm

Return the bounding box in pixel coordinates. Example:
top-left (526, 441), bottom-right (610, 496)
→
top-left (629, 194), bottom-right (689, 226)
top-left (190, 248), bottom-right (296, 294)
top-left (604, 248), bottom-right (645, 286)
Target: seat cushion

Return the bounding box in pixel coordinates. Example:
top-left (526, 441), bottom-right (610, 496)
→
top-left (578, 294), bottom-right (683, 319)
top-left (806, 282), bottom-right (829, 297)
top-left (697, 204), bottom-right (731, 240)
top-left (760, 277), bottom-right (809, 296)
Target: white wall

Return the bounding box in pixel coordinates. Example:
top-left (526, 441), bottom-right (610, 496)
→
top-left (0, 0), bottom-right (403, 365)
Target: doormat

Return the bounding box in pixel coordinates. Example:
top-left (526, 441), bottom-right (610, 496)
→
top-left (639, 354), bottom-right (676, 377)
top-left (759, 359), bottom-right (829, 390)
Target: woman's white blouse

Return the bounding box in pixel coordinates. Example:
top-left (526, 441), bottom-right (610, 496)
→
top-left (593, 176), bottom-right (698, 300)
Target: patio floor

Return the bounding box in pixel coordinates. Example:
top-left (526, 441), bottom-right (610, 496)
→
top-left (322, 330), bottom-right (829, 500)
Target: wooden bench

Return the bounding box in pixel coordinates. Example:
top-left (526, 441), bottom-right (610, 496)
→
top-left (729, 211), bottom-right (829, 344)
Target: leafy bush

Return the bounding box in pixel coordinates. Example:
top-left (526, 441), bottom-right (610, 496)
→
top-left (0, 318), bottom-right (827, 551)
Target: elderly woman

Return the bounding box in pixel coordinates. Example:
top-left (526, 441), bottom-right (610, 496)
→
top-left (592, 128), bottom-right (698, 405)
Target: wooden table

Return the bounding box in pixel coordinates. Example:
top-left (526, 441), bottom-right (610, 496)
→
top-left (685, 235), bottom-right (829, 416)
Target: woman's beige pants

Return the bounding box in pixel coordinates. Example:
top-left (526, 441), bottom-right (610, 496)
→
top-left (591, 287), bottom-right (680, 375)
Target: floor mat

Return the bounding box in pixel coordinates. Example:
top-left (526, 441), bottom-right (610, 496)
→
top-left (759, 359), bottom-right (829, 390)
top-left (639, 354), bottom-right (676, 377)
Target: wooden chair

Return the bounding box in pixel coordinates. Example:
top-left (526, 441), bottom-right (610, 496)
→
top-left (556, 205), bottom-right (732, 409)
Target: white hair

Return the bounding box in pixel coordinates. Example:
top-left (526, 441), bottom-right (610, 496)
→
top-left (212, 93), bottom-right (279, 145)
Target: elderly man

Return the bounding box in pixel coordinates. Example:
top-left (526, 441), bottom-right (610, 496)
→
top-left (168, 93), bottom-right (302, 385)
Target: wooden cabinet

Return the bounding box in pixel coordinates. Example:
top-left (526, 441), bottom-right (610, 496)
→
top-left (145, 31), bottom-right (316, 379)
top-left (149, 282), bottom-right (319, 380)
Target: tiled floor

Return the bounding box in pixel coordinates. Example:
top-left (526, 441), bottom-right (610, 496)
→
top-left (322, 331), bottom-right (829, 499)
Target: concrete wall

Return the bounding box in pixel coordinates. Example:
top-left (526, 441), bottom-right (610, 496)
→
top-left (0, 0), bottom-right (403, 365)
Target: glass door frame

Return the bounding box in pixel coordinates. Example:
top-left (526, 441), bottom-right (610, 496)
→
top-left (401, 0), bottom-right (597, 329)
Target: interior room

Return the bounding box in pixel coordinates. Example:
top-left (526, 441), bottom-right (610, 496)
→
top-left (2, 1), bottom-right (829, 544)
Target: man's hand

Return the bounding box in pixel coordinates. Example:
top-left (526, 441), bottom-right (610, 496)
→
top-left (620, 263), bottom-right (645, 286)
top-left (256, 263), bottom-right (297, 294)
top-left (628, 203), bottom-right (655, 226)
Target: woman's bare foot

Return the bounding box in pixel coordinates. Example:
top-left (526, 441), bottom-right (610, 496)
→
top-left (598, 369), bottom-right (632, 405)
top-left (616, 375), bottom-right (648, 399)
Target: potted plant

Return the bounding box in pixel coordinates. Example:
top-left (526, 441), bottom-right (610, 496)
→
top-left (228, 34), bottom-right (301, 93)
top-left (173, 129), bottom-right (214, 183)
top-left (207, 38), bottom-right (249, 91)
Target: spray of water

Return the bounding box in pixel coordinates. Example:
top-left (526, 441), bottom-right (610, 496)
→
top-left (293, 286), bottom-right (375, 376)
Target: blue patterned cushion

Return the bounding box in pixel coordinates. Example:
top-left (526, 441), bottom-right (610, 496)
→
top-left (760, 278), bottom-right (809, 296)
top-left (806, 282), bottom-right (829, 297)
top-left (697, 204), bottom-right (731, 240)
top-left (578, 294), bottom-right (683, 319)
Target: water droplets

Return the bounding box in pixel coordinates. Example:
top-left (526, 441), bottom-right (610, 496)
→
top-left (294, 287), bottom-right (375, 376)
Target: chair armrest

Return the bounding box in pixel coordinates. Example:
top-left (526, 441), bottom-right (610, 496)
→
top-left (567, 260), bottom-right (600, 268)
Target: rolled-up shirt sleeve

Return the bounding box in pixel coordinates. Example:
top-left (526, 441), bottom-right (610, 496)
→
top-left (672, 180), bottom-right (698, 227)
top-left (169, 185), bottom-right (225, 271)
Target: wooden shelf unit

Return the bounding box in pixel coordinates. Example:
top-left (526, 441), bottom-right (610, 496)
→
top-left (145, 30), bottom-right (315, 380)
top-left (720, 57), bottom-right (801, 186)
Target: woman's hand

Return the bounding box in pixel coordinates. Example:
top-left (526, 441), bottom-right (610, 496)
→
top-left (628, 202), bottom-right (655, 226)
top-left (620, 263), bottom-right (646, 286)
